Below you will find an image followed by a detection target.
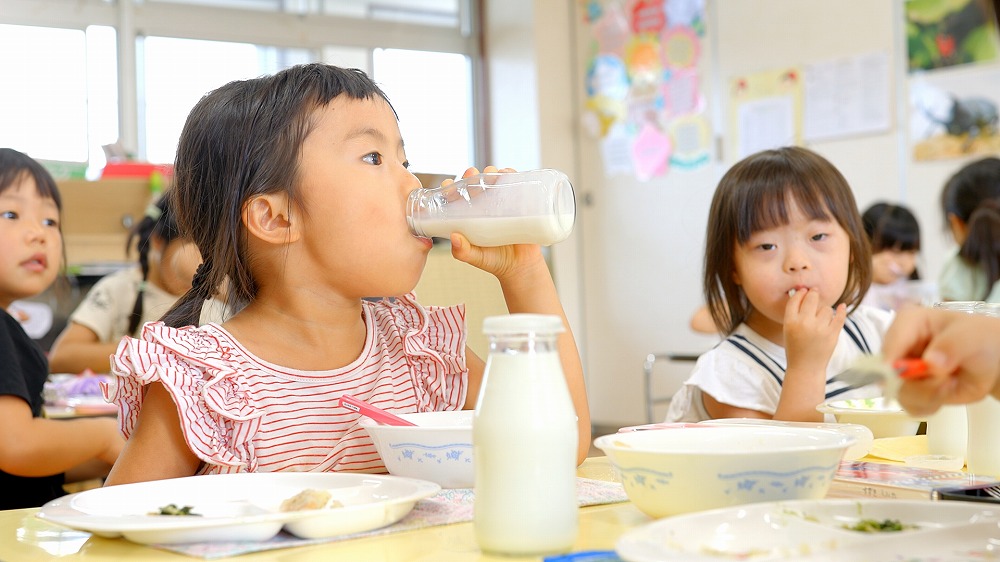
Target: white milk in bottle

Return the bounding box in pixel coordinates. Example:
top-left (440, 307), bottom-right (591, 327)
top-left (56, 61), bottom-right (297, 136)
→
top-left (473, 314), bottom-right (578, 555)
top-left (407, 169), bottom-right (576, 246)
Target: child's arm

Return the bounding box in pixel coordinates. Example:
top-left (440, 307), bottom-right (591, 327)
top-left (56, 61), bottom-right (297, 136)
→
top-left (104, 382), bottom-right (202, 486)
top-left (0, 395), bottom-right (123, 476)
top-left (456, 237), bottom-right (591, 464)
top-left (777, 288), bottom-right (846, 422)
top-left (702, 393), bottom-right (771, 419)
top-left (47, 322), bottom-right (119, 374)
top-left (447, 166), bottom-right (590, 464)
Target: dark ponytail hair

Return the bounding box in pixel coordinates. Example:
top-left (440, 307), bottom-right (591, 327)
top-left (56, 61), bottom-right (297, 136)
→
top-left (125, 196), bottom-right (180, 335)
top-left (162, 63), bottom-right (394, 328)
top-left (861, 202), bottom-right (922, 280)
top-left (941, 157), bottom-right (1000, 300)
top-left (960, 199), bottom-right (1000, 296)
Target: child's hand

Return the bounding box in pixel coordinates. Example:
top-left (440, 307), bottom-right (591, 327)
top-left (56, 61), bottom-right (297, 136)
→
top-left (782, 288), bottom-right (847, 373)
top-left (447, 166), bottom-right (548, 280)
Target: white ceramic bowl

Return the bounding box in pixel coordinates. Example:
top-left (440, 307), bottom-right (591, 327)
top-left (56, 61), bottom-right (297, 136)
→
top-left (359, 410), bottom-right (473, 489)
top-left (594, 426), bottom-right (854, 518)
top-left (817, 397), bottom-right (923, 438)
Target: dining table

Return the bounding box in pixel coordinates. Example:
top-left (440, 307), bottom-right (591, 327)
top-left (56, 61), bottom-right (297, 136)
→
top-left (0, 435), bottom-right (965, 562)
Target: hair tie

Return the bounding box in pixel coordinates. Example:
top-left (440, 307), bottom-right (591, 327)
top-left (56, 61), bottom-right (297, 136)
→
top-left (191, 261), bottom-right (212, 295)
top-left (144, 202), bottom-right (163, 221)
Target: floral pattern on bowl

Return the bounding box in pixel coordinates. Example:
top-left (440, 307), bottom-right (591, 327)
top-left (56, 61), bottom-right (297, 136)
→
top-left (391, 442), bottom-right (472, 467)
top-left (717, 463), bottom-right (836, 499)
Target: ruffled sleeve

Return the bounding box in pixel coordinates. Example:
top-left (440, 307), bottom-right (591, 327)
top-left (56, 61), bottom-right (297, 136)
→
top-left (102, 322), bottom-right (264, 472)
top-left (373, 293), bottom-right (469, 412)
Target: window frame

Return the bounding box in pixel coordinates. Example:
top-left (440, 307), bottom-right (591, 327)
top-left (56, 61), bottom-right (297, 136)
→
top-left (0, 0), bottom-right (484, 167)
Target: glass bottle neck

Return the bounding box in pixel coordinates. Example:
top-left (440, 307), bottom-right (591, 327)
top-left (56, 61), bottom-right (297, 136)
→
top-left (488, 335), bottom-right (558, 354)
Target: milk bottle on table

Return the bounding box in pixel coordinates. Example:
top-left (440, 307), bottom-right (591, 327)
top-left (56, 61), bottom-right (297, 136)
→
top-left (473, 314), bottom-right (578, 556)
top-left (407, 169), bottom-right (576, 246)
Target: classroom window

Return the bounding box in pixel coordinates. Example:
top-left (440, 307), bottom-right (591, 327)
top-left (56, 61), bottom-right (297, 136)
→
top-left (139, 37), bottom-right (311, 164)
top-left (372, 48), bottom-right (474, 175)
top-left (0, 0), bottom-right (479, 173)
top-left (0, 24), bottom-right (118, 168)
top-left (148, 0), bottom-right (461, 27)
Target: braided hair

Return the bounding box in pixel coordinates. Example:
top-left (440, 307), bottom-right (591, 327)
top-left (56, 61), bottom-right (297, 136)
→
top-left (125, 196), bottom-right (181, 335)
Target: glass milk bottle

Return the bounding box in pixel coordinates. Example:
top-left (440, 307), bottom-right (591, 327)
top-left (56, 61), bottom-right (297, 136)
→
top-left (407, 169), bottom-right (576, 247)
top-left (473, 314), bottom-right (578, 555)
top-left (925, 301), bottom-right (980, 463)
top-left (966, 301), bottom-right (1000, 476)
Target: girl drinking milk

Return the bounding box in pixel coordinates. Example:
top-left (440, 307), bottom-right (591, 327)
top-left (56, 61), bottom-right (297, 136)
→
top-left (666, 146), bottom-right (893, 423)
top-left (103, 64), bottom-right (590, 485)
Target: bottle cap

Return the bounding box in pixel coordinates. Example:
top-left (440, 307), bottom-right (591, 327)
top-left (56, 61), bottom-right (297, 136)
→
top-left (483, 313), bottom-right (564, 335)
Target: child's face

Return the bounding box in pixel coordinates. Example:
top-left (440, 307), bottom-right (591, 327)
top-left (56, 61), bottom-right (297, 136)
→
top-left (0, 176), bottom-right (61, 308)
top-left (294, 96), bottom-right (427, 298)
top-left (871, 249), bottom-right (917, 285)
top-left (733, 197), bottom-right (851, 334)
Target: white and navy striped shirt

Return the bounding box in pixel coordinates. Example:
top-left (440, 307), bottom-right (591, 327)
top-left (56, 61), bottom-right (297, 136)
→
top-left (105, 293), bottom-right (469, 474)
top-left (665, 305), bottom-right (894, 422)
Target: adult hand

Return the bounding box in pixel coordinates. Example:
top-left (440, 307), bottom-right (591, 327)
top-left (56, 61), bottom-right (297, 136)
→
top-left (882, 306), bottom-right (1000, 416)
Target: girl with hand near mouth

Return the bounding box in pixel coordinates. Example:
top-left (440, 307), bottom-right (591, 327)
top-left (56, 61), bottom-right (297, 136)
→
top-left (666, 147), bottom-right (893, 423)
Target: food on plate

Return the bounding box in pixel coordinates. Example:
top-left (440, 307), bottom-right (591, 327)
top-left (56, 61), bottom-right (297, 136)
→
top-left (280, 488), bottom-right (341, 512)
top-left (843, 518), bottom-right (912, 532)
top-left (150, 504), bottom-right (200, 516)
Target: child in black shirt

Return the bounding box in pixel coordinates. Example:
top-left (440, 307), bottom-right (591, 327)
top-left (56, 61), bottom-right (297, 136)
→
top-left (0, 148), bottom-right (123, 509)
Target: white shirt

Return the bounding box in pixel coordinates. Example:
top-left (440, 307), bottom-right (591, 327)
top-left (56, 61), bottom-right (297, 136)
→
top-left (666, 305), bottom-right (895, 422)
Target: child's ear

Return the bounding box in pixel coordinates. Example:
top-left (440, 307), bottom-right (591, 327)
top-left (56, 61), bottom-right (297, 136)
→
top-left (242, 193), bottom-right (300, 245)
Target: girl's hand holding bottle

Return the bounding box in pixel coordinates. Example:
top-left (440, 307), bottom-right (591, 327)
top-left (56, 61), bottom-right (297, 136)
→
top-left (439, 166), bottom-right (550, 279)
top-left (426, 165), bottom-right (591, 463)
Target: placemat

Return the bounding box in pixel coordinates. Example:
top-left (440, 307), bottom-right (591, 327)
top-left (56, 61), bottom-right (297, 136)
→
top-left (155, 477), bottom-right (628, 559)
top-left (867, 435), bottom-right (927, 463)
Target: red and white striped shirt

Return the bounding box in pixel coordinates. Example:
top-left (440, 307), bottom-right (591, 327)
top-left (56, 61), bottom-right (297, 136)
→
top-left (105, 293), bottom-right (468, 474)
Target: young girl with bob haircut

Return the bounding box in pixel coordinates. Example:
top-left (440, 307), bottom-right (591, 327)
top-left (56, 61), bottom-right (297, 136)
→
top-left (103, 64), bottom-right (590, 485)
top-left (666, 146), bottom-right (893, 422)
top-left (0, 148), bottom-right (123, 508)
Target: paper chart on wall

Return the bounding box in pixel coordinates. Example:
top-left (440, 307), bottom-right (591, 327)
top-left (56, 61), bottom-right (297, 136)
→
top-left (728, 67), bottom-right (802, 160)
top-left (803, 52), bottom-right (891, 143)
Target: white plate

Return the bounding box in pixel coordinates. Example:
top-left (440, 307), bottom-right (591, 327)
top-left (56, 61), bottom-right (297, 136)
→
top-left (37, 472), bottom-right (440, 545)
top-left (616, 498), bottom-right (1000, 561)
